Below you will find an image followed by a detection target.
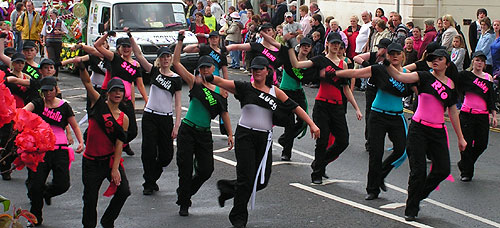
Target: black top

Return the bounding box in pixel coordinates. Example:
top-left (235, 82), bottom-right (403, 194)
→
top-left (234, 81), bottom-right (279, 110)
top-left (88, 54), bottom-right (110, 75)
top-left (149, 67), bottom-right (182, 95)
top-left (414, 60), bottom-right (459, 82)
top-left (199, 44), bottom-right (228, 68)
top-left (89, 96), bottom-right (127, 143)
top-left (189, 83), bottom-right (228, 119)
top-left (250, 42), bottom-right (288, 71)
top-left (32, 98), bottom-right (74, 128)
top-left (23, 63), bottom-right (41, 80)
top-left (110, 53), bottom-right (142, 83)
top-left (371, 64), bottom-right (411, 97)
top-left (458, 71), bottom-right (497, 112)
top-left (416, 71), bottom-right (457, 109)
top-left (282, 50), bottom-right (317, 83)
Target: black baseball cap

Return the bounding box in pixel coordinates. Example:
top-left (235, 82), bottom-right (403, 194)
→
top-left (107, 78), bottom-right (125, 92)
top-left (11, 53), bottom-right (26, 62)
top-left (425, 41), bottom-right (445, 54)
top-left (300, 37), bottom-right (313, 46)
top-left (376, 38), bottom-right (392, 49)
top-left (116, 37), bottom-right (131, 47)
top-left (387, 43), bottom-right (403, 53)
top-left (156, 46), bottom-right (171, 57)
top-left (259, 23), bottom-right (273, 32)
top-left (471, 51), bottom-right (487, 60)
top-left (250, 56), bottom-right (269, 69)
top-left (197, 55), bottom-right (215, 69)
top-left (40, 58), bottom-right (55, 67)
top-left (40, 76), bottom-right (57, 91)
top-left (4, 47), bottom-right (15, 56)
top-left (327, 32), bottom-right (342, 44)
top-left (426, 49), bottom-right (450, 62)
top-left (23, 41), bottom-right (36, 50)
top-left (209, 31), bottom-right (220, 38)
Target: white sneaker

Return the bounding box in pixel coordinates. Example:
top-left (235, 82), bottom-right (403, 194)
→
top-left (239, 67), bottom-right (245, 71)
top-left (243, 70), bottom-right (249, 73)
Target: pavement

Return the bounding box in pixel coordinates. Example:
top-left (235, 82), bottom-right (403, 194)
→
top-left (1, 69), bottom-right (500, 228)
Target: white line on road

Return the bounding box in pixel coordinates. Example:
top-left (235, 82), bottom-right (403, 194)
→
top-left (214, 155), bottom-right (237, 166)
top-left (380, 203), bottom-right (406, 209)
top-left (60, 87), bottom-right (85, 92)
top-left (214, 147), bottom-right (231, 153)
top-left (65, 94), bottom-right (87, 99)
top-left (290, 183), bottom-right (433, 228)
top-left (272, 161), bottom-right (310, 166)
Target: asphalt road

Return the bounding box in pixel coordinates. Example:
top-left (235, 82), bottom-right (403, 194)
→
top-left (1, 69), bottom-right (500, 228)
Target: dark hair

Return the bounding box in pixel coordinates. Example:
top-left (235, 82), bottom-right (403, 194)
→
top-left (480, 16), bottom-right (492, 30)
top-left (312, 14), bottom-right (322, 23)
top-left (15, 2), bottom-right (23, 11)
top-left (239, 3), bottom-right (246, 10)
top-left (477, 8), bottom-right (487, 17)
top-left (376, 8), bottom-right (385, 16)
top-left (406, 21), bottom-right (414, 28)
top-left (265, 67), bottom-right (274, 87)
top-left (229, 6), bottom-right (236, 11)
top-left (260, 3), bottom-right (267, 12)
top-left (376, 19), bottom-right (386, 30)
top-left (251, 15), bottom-right (261, 24)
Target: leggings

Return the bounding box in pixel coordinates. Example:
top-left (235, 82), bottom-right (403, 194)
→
top-left (457, 112), bottom-right (490, 178)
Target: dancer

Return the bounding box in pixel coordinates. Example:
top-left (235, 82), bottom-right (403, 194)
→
top-left (211, 55), bottom-right (319, 228)
top-left (457, 51), bottom-right (497, 181)
top-left (129, 34), bottom-right (182, 195)
top-left (23, 76), bottom-right (84, 226)
top-left (173, 31), bottom-right (233, 217)
top-left (335, 43), bottom-right (411, 200)
top-left (385, 49), bottom-right (466, 221)
top-left (288, 32), bottom-right (361, 184)
top-left (77, 62), bottom-right (131, 228)
top-left (95, 32), bottom-right (148, 156)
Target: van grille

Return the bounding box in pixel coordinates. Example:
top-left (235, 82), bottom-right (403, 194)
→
top-left (141, 45), bottom-right (159, 55)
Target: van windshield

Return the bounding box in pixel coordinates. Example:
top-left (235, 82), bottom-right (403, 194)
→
top-left (113, 3), bottom-right (187, 30)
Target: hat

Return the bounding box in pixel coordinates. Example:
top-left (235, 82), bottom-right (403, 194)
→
top-left (4, 47), bottom-right (15, 56)
top-left (288, 1), bottom-right (297, 6)
top-left (116, 37), bottom-right (131, 47)
top-left (40, 58), bottom-right (55, 67)
top-left (327, 32), bottom-right (342, 43)
top-left (300, 37), bottom-right (313, 46)
top-left (107, 78), bottom-right (125, 92)
top-left (197, 55), bottom-right (215, 69)
top-left (208, 31), bottom-right (220, 38)
top-left (471, 51), bottom-right (487, 60)
top-left (425, 41), bottom-right (445, 53)
top-left (387, 43), bottom-right (403, 53)
top-left (284, 12), bottom-right (293, 18)
top-left (376, 38), bottom-right (392, 49)
top-left (40, 76), bottom-right (57, 91)
top-left (259, 23), bottom-right (273, 32)
top-left (156, 46), bottom-right (171, 57)
top-left (23, 41), bottom-right (36, 50)
top-left (250, 56), bottom-right (269, 69)
top-left (426, 49), bottom-right (450, 62)
top-left (11, 52), bottom-right (26, 62)
top-left (230, 12), bottom-right (240, 19)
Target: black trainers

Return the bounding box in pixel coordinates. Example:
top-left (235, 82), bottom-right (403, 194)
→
top-left (321, 172), bottom-right (329, 179)
top-left (2, 172), bottom-right (11, 180)
top-left (143, 188), bottom-right (154, 195)
top-left (404, 215), bottom-right (417, 221)
top-left (311, 175), bottom-right (322, 185)
top-left (380, 181), bottom-right (387, 192)
top-left (123, 145), bottom-right (135, 156)
top-left (179, 205), bottom-right (189, 216)
top-left (44, 194), bottom-right (52, 206)
top-left (280, 155), bottom-right (291, 161)
top-left (460, 176), bottom-right (472, 182)
top-left (365, 193), bottom-right (378, 200)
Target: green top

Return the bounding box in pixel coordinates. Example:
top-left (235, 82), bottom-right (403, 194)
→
top-left (183, 86), bottom-right (221, 128)
top-left (280, 70), bottom-right (302, 90)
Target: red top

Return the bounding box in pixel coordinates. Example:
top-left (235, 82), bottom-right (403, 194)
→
top-left (315, 59), bottom-right (345, 103)
top-left (344, 26), bottom-right (360, 59)
top-left (195, 24), bottom-right (210, 43)
top-left (84, 111), bottom-right (124, 157)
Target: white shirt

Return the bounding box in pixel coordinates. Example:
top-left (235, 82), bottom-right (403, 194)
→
top-left (300, 15), bottom-right (312, 38)
top-left (355, 22), bottom-right (372, 53)
top-left (41, 18), bottom-right (69, 36)
top-left (210, 3), bottom-right (223, 24)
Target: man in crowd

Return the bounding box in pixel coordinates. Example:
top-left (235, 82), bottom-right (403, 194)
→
top-left (356, 11), bottom-right (372, 54)
top-left (469, 8), bottom-right (487, 52)
top-left (288, 1), bottom-right (298, 20)
top-left (10, 1), bottom-right (23, 52)
top-left (207, 0), bottom-right (223, 25)
top-left (271, 0), bottom-right (287, 28)
top-left (391, 13), bottom-right (408, 46)
top-left (309, 3), bottom-right (323, 22)
top-left (283, 11), bottom-right (302, 47)
top-left (16, 0), bottom-right (43, 46)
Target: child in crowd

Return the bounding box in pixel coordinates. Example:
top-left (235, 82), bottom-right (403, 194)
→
top-left (1, 21), bottom-right (13, 48)
top-left (451, 34), bottom-right (466, 71)
top-left (275, 25), bottom-right (285, 45)
top-left (404, 37), bottom-right (418, 66)
top-left (311, 31), bottom-right (324, 57)
top-left (295, 34), bottom-right (304, 52)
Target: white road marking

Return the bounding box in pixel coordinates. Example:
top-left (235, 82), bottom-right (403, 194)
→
top-left (272, 161), bottom-right (310, 166)
top-left (380, 203), bottom-right (406, 209)
top-left (290, 183), bottom-right (433, 228)
top-left (65, 94), bottom-right (87, 99)
top-left (214, 147), bottom-right (231, 153)
top-left (60, 87), bottom-right (85, 92)
top-left (214, 155), bottom-right (237, 166)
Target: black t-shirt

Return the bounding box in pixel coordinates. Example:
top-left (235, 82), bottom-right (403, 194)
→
top-left (282, 50), bottom-right (317, 83)
top-left (110, 53), bottom-right (142, 83)
top-left (88, 54), bottom-right (109, 75)
top-left (250, 42), bottom-right (288, 71)
top-left (371, 64), bottom-right (411, 97)
top-left (199, 44), bottom-right (228, 68)
top-left (149, 67), bottom-right (182, 95)
top-left (458, 71), bottom-right (496, 112)
top-left (23, 63), bottom-right (41, 80)
top-left (414, 60), bottom-right (459, 82)
top-left (31, 98), bottom-right (74, 128)
top-left (417, 71), bottom-right (457, 109)
top-left (234, 81), bottom-right (279, 110)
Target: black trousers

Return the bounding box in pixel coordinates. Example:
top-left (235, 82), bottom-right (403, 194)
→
top-left (26, 149), bottom-right (70, 223)
top-left (278, 88), bottom-right (307, 158)
top-left (218, 126), bottom-right (272, 227)
top-left (119, 99), bottom-right (137, 143)
top-left (82, 157), bottom-right (130, 228)
top-left (364, 86), bottom-right (377, 143)
top-left (311, 101), bottom-right (349, 179)
top-left (141, 112), bottom-right (174, 189)
top-left (176, 122), bottom-right (213, 207)
top-left (46, 40), bottom-right (62, 76)
top-left (366, 111), bottom-right (406, 194)
top-left (0, 123), bottom-right (14, 175)
top-left (405, 121), bottom-right (450, 217)
top-left (458, 112), bottom-right (490, 178)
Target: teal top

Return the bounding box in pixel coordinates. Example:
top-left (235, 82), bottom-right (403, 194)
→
top-left (184, 86), bottom-right (221, 128)
top-left (280, 70), bottom-right (302, 91)
top-left (371, 89), bottom-right (404, 112)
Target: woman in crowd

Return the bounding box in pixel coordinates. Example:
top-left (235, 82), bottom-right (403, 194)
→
top-left (375, 8), bottom-right (388, 23)
top-left (456, 51), bottom-right (497, 181)
top-left (475, 17), bottom-right (495, 74)
top-left (344, 15), bottom-right (361, 59)
top-left (129, 32), bottom-right (182, 195)
top-left (411, 26), bottom-right (423, 55)
top-left (440, 14), bottom-right (458, 52)
top-left (434, 17), bottom-right (445, 44)
top-left (210, 54), bottom-right (319, 228)
top-left (173, 30), bottom-right (233, 217)
top-left (385, 49), bottom-right (466, 221)
top-left (490, 19), bottom-right (500, 75)
top-left (22, 76), bottom-right (84, 227)
top-left (298, 5), bottom-right (311, 38)
top-left (190, 12), bottom-right (210, 44)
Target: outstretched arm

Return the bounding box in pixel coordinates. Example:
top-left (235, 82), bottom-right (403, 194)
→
top-left (335, 66), bottom-right (372, 79)
top-left (0, 38), bottom-right (11, 66)
top-left (352, 52), bottom-right (371, 66)
top-left (129, 34), bottom-right (153, 72)
top-left (403, 62), bottom-right (417, 72)
top-left (6, 76), bottom-right (30, 86)
top-left (261, 32), bottom-right (281, 49)
top-left (76, 59), bottom-right (100, 106)
top-left (386, 64), bottom-right (420, 83)
top-left (205, 75), bottom-right (237, 94)
top-left (94, 33), bottom-right (115, 61)
top-left (226, 43), bottom-right (251, 52)
top-left (288, 48), bottom-right (314, 69)
top-left (172, 31), bottom-right (195, 87)
top-left (183, 44), bottom-right (200, 53)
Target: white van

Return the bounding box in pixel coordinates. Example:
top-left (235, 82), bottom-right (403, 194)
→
top-left (86, 0), bottom-right (199, 70)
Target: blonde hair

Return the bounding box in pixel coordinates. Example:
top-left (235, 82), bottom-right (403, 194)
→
top-left (452, 35), bottom-right (465, 48)
top-left (299, 5), bottom-right (308, 14)
top-left (442, 14), bottom-right (455, 27)
top-left (405, 37), bottom-right (413, 43)
top-left (350, 15), bottom-right (359, 22)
